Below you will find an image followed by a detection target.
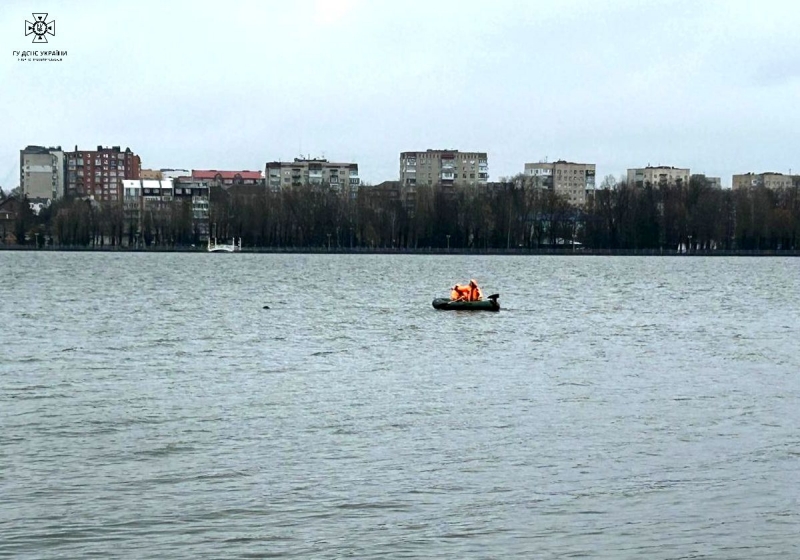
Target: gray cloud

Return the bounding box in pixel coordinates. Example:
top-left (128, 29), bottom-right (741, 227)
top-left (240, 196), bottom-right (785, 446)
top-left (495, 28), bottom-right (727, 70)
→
top-left (1, 0), bottom-right (799, 188)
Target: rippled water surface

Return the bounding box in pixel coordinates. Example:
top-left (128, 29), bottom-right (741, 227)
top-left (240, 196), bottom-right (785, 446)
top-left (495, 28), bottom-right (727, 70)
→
top-left (1, 253), bottom-right (799, 559)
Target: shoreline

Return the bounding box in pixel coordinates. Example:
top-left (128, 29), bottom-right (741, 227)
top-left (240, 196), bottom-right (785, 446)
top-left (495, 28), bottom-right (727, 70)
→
top-left (2, 245), bottom-right (798, 257)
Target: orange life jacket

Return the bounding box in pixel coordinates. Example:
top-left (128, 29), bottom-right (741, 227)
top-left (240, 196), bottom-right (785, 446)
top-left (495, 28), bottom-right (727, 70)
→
top-left (454, 285), bottom-right (470, 300)
top-left (450, 289), bottom-right (460, 300)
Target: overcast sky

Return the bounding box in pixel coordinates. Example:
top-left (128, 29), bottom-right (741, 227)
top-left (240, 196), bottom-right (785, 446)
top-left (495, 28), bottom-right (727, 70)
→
top-left (2, 0), bottom-right (800, 187)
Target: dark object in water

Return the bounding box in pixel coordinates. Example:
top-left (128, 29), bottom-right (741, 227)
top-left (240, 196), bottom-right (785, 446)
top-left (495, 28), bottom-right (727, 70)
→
top-left (432, 293), bottom-right (500, 311)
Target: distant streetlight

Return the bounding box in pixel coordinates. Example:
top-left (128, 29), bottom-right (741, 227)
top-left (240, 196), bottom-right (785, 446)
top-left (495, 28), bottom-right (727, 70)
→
top-left (34, 232), bottom-right (39, 248)
top-left (446, 234), bottom-right (450, 251)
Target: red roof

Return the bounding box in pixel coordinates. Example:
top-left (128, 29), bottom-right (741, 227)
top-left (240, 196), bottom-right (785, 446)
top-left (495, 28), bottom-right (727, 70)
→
top-left (192, 170), bottom-right (262, 180)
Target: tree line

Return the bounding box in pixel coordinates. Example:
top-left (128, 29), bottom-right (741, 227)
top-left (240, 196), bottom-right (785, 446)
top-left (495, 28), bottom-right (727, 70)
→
top-left (2, 175), bottom-right (799, 250)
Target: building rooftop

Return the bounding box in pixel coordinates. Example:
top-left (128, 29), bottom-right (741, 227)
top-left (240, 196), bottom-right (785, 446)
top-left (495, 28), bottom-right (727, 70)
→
top-left (22, 145), bottom-right (62, 153)
top-left (192, 170), bottom-right (263, 180)
top-left (121, 178), bottom-right (174, 187)
top-left (635, 165), bottom-right (688, 170)
top-left (266, 160), bottom-right (357, 167)
top-left (71, 145), bottom-right (134, 153)
top-left (401, 149), bottom-right (487, 156)
top-left (528, 160), bottom-right (593, 166)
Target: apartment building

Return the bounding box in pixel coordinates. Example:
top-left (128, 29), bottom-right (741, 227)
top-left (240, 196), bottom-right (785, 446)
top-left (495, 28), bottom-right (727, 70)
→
top-left (627, 166), bottom-right (690, 187)
top-left (122, 178), bottom-right (167, 245)
top-left (192, 170), bottom-right (263, 188)
top-left (732, 172), bottom-right (796, 190)
top-left (141, 169), bottom-right (163, 180)
top-left (122, 178), bottom-right (174, 209)
top-left (162, 169), bottom-right (191, 180)
top-left (66, 146), bottom-right (141, 201)
top-left (122, 178), bottom-right (210, 239)
top-left (265, 158), bottom-right (360, 192)
top-left (140, 169), bottom-right (193, 180)
top-left (20, 145), bottom-right (65, 201)
top-left (175, 177), bottom-right (210, 238)
top-left (364, 180), bottom-right (401, 205)
top-left (399, 149), bottom-right (488, 188)
top-left (524, 160), bottom-right (596, 205)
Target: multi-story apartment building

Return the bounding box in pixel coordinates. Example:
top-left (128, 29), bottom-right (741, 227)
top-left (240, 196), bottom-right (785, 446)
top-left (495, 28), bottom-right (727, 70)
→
top-left (524, 160), bottom-right (596, 205)
top-left (20, 145), bottom-right (65, 201)
top-left (173, 177), bottom-right (210, 199)
top-left (175, 177), bottom-right (210, 238)
top-left (162, 169), bottom-right (190, 180)
top-left (627, 166), bottom-right (690, 187)
top-left (122, 178), bottom-right (172, 244)
top-left (122, 178), bottom-right (174, 210)
top-left (66, 146), bottom-right (141, 201)
top-left (367, 181), bottom-right (402, 203)
top-left (141, 169), bottom-right (163, 180)
top-left (265, 158), bottom-right (360, 192)
top-left (122, 178), bottom-right (210, 241)
top-left (732, 172), bottom-right (795, 190)
top-left (399, 149), bottom-right (488, 188)
top-left (192, 170), bottom-right (263, 188)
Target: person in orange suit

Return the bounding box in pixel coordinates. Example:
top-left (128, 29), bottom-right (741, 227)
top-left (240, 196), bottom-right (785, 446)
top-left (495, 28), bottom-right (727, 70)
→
top-left (451, 284), bottom-right (470, 301)
top-left (468, 279), bottom-right (483, 301)
top-left (450, 281), bottom-right (481, 301)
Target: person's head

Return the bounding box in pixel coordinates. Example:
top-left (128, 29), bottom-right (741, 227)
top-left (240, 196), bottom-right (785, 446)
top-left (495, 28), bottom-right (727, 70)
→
top-left (470, 279), bottom-right (477, 286)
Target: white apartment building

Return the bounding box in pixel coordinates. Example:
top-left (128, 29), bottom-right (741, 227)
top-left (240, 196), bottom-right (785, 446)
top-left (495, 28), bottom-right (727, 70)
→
top-left (265, 158), bottom-right (359, 193)
top-left (732, 172), bottom-right (796, 190)
top-left (122, 178), bottom-right (174, 203)
top-left (20, 145), bottom-right (65, 200)
top-left (399, 149), bottom-right (488, 188)
top-left (524, 160), bottom-right (596, 205)
top-left (627, 166), bottom-right (690, 187)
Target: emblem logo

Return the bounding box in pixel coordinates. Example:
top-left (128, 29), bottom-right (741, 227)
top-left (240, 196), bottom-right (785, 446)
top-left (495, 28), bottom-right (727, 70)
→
top-left (25, 13), bottom-right (55, 43)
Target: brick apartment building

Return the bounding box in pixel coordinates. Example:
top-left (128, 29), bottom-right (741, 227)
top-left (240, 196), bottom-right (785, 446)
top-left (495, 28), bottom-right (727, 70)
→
top-left (66, 146), bottom-right (141, 202)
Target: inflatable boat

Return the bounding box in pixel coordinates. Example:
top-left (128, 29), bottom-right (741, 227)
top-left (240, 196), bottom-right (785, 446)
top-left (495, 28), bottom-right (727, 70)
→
top-left (432, 294), bottom-right (500, 311)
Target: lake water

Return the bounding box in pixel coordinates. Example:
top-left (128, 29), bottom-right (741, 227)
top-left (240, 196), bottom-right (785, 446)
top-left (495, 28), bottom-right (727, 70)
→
top-left (1, 253), bottom-right (799, 559)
